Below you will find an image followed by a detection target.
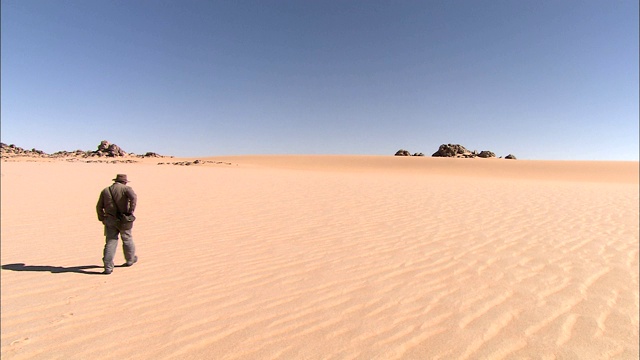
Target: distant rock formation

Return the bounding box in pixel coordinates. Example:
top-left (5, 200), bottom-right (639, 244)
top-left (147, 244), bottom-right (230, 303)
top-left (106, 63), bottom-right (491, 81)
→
top-left (92, 140), bottom-right (127, 157)
top-left (1, 140), bottom-right (169, 161)
top-left (395, 149), bottom-right (425, 156)
top-left (396, 145), bottom-right (515, 159)
top-left (432, 144), bottom-right (476, 158)
top-left (51, 150), bottom-right (91, 158)
top-left (477, 151), bottom-right (496, 158)
top-left (431, 144), bottom-right (511, 159)
top-left (1, 143), bottom-right (47, 157)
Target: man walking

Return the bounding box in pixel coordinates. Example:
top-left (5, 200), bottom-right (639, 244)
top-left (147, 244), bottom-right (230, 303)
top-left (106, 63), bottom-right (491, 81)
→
top-left (96, 174), bottom-right (138, 274)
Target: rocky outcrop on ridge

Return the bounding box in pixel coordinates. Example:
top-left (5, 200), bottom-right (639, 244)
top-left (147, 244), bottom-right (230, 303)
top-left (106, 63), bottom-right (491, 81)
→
top-left (92, 140), bottom-right (127, 157)
top-left (1, 143), bottom-right (48, 157)
top-left (477, 150), bottom-right (496, 158)
top-left (1, 141), bottom-right (170, 162)
top-left (394, 144), bottom-right (516, 159)
top-left (51, 150), bottom-right (93, 158)
top-left (395, 149), bottom-right (425, 156)
top-left (142, 152), bottom-right (162, 157)
top-left (432, 144), bottom-right (511, 159)
top-left (432, 144), bottom-right (476, 158)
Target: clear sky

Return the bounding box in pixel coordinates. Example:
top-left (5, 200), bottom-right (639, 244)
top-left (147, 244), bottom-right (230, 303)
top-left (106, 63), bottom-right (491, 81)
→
top-left (2, 1), bottom-right (638, 160)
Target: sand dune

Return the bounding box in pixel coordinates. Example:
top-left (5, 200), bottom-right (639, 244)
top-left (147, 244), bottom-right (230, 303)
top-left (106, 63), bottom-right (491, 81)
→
top-left (1, 156), bottom-right (638, 359)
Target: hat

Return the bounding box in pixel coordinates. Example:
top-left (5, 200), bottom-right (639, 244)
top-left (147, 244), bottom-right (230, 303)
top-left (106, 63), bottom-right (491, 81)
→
top-left (112, 174), bottom-right (129, 183)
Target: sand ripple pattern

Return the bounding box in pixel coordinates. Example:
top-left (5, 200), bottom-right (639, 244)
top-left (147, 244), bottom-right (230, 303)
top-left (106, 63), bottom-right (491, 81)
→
top-left (1, 160), bottom-right (638, 359)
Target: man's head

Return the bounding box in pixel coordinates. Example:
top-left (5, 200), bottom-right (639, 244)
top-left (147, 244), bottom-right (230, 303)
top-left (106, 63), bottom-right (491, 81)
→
top-left (113, 174), bottom-right (129, 184)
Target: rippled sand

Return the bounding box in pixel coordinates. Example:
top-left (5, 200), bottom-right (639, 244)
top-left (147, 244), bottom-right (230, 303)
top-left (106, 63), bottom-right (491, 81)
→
top-left (1, 156), bottom-right (638, 359)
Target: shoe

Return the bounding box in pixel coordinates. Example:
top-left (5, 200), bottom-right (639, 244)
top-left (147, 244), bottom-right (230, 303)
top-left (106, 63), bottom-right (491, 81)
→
top-left (102, 269), bottom-right (112, 275)
top-left (124, 256), bottom-right (138, 267)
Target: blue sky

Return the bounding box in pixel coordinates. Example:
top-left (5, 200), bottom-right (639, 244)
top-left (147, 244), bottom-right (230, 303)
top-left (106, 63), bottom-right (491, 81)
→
top-left (2, 1), bottom-right (638, 160)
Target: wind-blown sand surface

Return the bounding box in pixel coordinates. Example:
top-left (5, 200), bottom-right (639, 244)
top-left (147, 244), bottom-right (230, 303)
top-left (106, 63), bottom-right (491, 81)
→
top-left (1, 155), bottom-right (638, 359)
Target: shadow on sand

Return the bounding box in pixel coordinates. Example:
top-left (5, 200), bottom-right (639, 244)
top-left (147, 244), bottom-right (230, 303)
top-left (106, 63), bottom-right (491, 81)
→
top-left (1, 263), bottom-right (113, 275)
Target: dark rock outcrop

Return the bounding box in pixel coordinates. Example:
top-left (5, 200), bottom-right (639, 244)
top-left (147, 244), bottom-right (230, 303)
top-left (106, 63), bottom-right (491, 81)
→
top-left (92, 140), bottom-right (127, 157)
top-left (1, 143), bottom-right (47, 157)
top-left (52, 150), bottom-right (90, 158)
top-left (432, 144), bottom-right (475, 158)
top-left (431, 144), bottom-right (509, 159)
top-left (2, 141), bottom-right (167, 161)
top-left (395, 150), bottom-right (426, 156)
top-left (477, 151), bottom-right (496, 158)
top-left (505, 154), bottom-right (517, 160)
top-left (395, 149), bottom-right (411, 156)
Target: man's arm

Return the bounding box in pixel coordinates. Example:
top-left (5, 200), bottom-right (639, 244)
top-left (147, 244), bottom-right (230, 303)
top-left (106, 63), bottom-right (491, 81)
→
top-left (96, 190), bottom-right (105, 221)
top-left (126, 187), bottom-right (137, 214)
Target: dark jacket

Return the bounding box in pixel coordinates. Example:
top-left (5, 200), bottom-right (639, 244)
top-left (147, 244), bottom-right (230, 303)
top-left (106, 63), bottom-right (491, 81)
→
top-left (96, 182), bottom-right (137, 222)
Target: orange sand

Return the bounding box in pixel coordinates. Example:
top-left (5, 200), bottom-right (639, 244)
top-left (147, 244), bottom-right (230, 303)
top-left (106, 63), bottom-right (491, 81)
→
top-left (1, 156), bottom-right (638, 359)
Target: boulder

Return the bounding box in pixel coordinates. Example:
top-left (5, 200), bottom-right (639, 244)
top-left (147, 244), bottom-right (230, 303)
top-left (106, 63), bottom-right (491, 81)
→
top-left (505, 154), bottom-right (517, 160)
top-left (97, 140), bottom-right (110, 152)
top-left (92, 140), bottom-right (127, 157)
top-left (477, 151), bottom-right (496, 158)
top-left (394, 150), bottom-right (427, 156)
top-left (395, 149), bottom-right (411, 156)
top-left (432, 144), bottom-right (474, 158)
top-left (107, 143), bottom-right (126, 157)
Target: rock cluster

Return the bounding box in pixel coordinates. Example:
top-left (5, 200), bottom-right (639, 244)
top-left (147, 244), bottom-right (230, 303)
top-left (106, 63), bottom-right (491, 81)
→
top-left (394, 149), bottom-right (425, 156)
top-left (394, 144), bottom-right (516, 159)
top-left (477, 150), bottom-right (496, 158)
top-left (92, 140), bottom-right (127, 157)
top-left (1, 143), bottom-right (47, 157)
top-left (432, 144), bottom-right (519, 159)
top-left (432, 144), bottom-right (481, 158)
top-left (1, 141), bottom-right (168, 161)
top-left (157, 159), bottom-right (233, 166)
top-left (52, 150), bottom-right (92, 157)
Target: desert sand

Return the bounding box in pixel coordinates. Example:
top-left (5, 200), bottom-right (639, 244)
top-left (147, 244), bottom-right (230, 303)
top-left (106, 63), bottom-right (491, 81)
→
top-left (1, 155), bottom-right (638, 359)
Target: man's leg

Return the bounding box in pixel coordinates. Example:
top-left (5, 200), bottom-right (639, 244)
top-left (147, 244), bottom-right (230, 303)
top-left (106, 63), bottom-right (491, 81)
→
top-left (120, 229), bottom-right (137, 266)
top-left (102, 225), bottom-right (119, 273)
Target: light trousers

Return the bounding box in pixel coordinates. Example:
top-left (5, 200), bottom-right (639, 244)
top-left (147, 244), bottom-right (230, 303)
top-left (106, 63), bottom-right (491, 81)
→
top-left (102, 217), bottom-right (136, 272)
